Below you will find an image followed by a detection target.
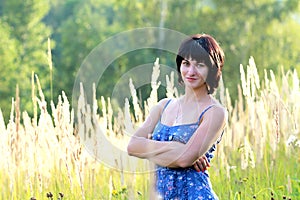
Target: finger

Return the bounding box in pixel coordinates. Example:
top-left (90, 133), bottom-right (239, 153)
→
top-left (147, 134), bottom-right (152, 139)
top-left (200, 157), bottom-right (209, 171)
top-left (202, 156), bottom-right (210, 167)
top-left (193, 163), bottom-right (201, 172)
top-left (195, 159), bottom-right (206, 172)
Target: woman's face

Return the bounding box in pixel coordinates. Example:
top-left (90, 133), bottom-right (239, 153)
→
top-left (180, 57), bottom-right (209, 90)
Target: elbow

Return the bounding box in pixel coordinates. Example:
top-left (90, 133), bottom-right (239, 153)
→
top-left (177, 161), bottom-right (189, 168)
top-left (127, 137), bottom-right (143, 157)
top-left (174, 148), bottom-right (199, 168)
top-left (127, 140), bottom-right (135, 156)
top-left (175, 156), bottom-right (194, 168)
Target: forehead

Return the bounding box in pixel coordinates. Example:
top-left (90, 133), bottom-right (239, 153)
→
top-left (178, 40), bottom-right (212, 64)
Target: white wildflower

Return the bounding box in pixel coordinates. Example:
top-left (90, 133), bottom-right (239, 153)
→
top-left (286, 135), bottom-right (297, 146)
top-left (295, 140), bottom-right (300, 147)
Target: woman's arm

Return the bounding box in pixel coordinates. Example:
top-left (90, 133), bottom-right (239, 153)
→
top-left (127, 102), bottom-right (227, 168)
top-left (127, 98), bottom-right (188, 167)
top-left (150, 105), bottom-right (227, 168)
top-left (127, 99), bottom-right (180, 156)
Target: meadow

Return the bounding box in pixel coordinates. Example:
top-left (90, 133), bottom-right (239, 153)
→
top-left (0, 57), bottom-right (299, 200)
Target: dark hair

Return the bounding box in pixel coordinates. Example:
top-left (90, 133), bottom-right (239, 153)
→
top-left (176, 34), bottom-right (225, 94)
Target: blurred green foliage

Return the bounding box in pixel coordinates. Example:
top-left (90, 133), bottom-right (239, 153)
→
top-left (0, 0), bottom-right (299, 121)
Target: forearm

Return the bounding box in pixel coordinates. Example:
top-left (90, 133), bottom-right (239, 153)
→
top-left (147, 147), bottom-right (185, 167)
top-left (128, 136), bottom-right (187, 167)
top-left (127, 136), bottom-right (178, 158)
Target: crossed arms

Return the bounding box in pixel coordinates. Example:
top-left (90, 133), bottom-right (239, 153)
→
top-left (127, 98), bottom-right (227, 169)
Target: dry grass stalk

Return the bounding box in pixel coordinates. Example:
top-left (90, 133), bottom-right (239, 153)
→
top-left (129, 78), bottom-right (143, 124)
top-left (166, 71), bottom-right (178, 99)
top-left (147, 58), bottom-right (161, 111)
top-left (0, 57), bottom-right (299, 198)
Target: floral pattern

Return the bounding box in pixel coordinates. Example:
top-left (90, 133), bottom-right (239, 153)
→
top-left (152, 101), bottom-right (220, 200)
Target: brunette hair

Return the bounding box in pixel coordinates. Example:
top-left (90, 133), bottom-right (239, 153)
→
top-left (176, 34), bottom-right (225, 94)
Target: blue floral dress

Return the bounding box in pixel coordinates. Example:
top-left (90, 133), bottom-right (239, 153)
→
top-left (152, 99), bottom-right (222, 200)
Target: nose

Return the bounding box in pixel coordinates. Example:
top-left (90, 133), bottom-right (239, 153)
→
top-left (187, 65), bottom-right (197, 74)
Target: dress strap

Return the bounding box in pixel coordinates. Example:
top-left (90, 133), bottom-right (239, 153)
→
top-left (162, 99), bottom-right (172, 113)
top-left (216, 130), bottom-right (224, 144)
top-left (160, 99), bottom-right (172, 120)
top-left (197, 104), bottom-right (217, 124)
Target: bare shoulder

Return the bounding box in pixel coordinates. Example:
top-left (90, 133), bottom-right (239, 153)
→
top-left (135, 98), bottom-right (172, 137)
top-left (212, 102), bottom-right (227, 113)
top-left (207, 102), bottom-right (228, 124)
top-left (148, 98), bottom-right (172, 117)
top-left (152, 98), bottom-right (171, 111)
top-left (157, 98), bottom-right (171, 108)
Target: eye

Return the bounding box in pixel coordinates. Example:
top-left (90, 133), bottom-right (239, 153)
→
top-left (182, 60), bottom-right (190, 66)
top-left (196, 63), bottom-right (206, 68)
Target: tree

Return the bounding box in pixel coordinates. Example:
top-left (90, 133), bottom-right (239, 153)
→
top-left (0, 0), bottom-right (51, 119)
top-left (52, 0), bottom-right (164, 101)
top-left (0, 20), bottom-right (19, 120)
top-left (1, 0), bottom-right (299, 121)
top-left (49, 0), bottom-right (300, 106)
top-left (164, 0), bottom-right (300, 98)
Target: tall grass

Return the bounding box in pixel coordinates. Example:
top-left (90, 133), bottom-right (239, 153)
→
top-left (0, 57), bottom-right (299, 199)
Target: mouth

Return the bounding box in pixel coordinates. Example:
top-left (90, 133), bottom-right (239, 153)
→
top-left (185, 77), bottom-right (197, 81)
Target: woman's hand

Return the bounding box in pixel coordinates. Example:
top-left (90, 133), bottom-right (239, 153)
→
top-left (193, 155), bottom-right (210, 172)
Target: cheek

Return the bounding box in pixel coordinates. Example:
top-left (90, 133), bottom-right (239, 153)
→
top-left (203, 70), bottom-right (209, 78)
top-left (180, 65), bottom-right (186, 74)
top-left (180, 66), bottom-right (189, 74)
top-left (199, 69), bottom-right (209, 81)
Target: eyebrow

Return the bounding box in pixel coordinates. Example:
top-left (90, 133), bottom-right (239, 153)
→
top-left (182, 59), bottom-right (205, 65)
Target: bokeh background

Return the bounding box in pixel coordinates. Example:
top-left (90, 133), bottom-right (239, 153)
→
top-left (0, 1), bottom-right (299, 199)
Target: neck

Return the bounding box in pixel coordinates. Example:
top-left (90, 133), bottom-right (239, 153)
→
top-left (183, 86), bottom-right (210, 103)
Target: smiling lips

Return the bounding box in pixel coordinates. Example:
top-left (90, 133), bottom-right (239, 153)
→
top-left (186, 77), bottom-right (197, 81)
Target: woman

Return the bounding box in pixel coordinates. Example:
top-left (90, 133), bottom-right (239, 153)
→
top-left (127, 33), bottom-right (226, 199)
